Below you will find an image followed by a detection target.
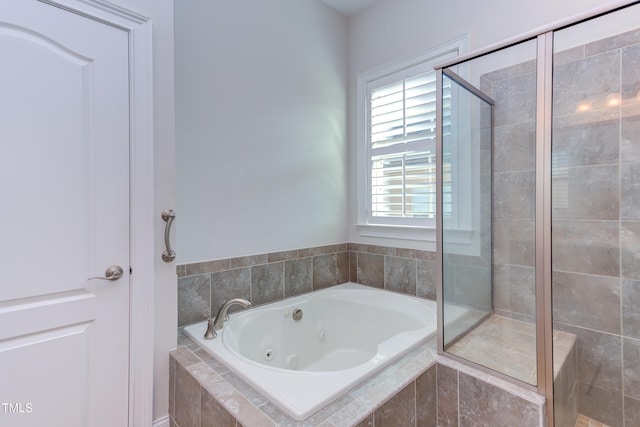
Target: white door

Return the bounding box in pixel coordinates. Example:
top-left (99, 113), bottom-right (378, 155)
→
top-left (0, 1), bottom-right (131, 426)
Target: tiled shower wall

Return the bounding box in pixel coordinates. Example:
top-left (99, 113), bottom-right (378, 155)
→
top-left (177, 243), bottom-right (437, 328)
top-left (442, 97), bottom-right (493, 342)
top-left (550, 30), bottom-right (640, 426)
top-left (480, 56), bottom-right (537, 324)
top-left (475, 29), bottom-right (640, 425)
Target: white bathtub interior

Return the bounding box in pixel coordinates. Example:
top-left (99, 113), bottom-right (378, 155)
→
top-left (183, 282), bottom-right (437, 421)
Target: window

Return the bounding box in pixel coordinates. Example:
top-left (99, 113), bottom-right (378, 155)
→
top-left (356, 37), bottom-right (466, 241)
top-left (369, 67), bottom-right (438, 223)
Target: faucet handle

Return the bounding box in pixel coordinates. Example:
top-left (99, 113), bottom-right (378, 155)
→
top-left (204, 317), bottom-right (216, 340)
top-left (208, 298), bottom-right (252, 339)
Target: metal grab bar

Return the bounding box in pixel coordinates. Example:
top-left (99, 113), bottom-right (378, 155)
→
top-left (161, 209), bottom-right (176, 262)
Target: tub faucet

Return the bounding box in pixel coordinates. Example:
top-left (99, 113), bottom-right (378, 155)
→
top-left (204, 298), bottom-right (252, 339)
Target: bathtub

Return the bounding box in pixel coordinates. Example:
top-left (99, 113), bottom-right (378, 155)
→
top-left (182, 282), bottom-right (437, 421)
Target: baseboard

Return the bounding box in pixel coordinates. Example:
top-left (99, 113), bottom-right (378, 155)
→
top-left (152, 415), bottom-right (170, 427)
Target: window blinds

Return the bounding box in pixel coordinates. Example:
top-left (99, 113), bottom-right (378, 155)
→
top-left (369, 70), bottom-right (451, 220)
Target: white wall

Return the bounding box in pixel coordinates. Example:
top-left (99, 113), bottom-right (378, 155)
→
top-left (106, 0), bottom-right (176, 423)
top-left (175, 0), bottom-right (348, 264)
top-left (347, 0), bottom-right (630, 251)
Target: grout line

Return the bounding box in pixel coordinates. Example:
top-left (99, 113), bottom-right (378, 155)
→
top-left (281, 260), bottom-right (285, 300)
top-left (619, 48), bottom-right (626, 427)
top-left (456, 369), bottom-right (461, 427)
top-left (208, 272), bottom-right (213, 318)
top-left (435, 364), bottom-right (439, 426)
top-left (248, 265), bottom-right (253, 304)
top-left (413, 380), bottom-right (417, 427)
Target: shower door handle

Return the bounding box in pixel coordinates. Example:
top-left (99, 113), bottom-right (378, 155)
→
top-left (161, 209), bottom-right (176, 262)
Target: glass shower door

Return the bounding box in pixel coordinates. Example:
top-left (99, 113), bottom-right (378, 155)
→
top-left (439, 38), bottom-right (539, 386)
top-left (551, 5), bottom-right (640, 426)
top-left (436, 4), bottom-right (640, 424)
top-left (440, 69), bottom-right (493, 347)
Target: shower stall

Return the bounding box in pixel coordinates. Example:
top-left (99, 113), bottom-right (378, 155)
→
top-left (436, 2), bottom-right (640, 426)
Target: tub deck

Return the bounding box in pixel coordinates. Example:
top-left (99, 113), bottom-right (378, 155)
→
top-left (172, 332), bottom-right (439, 426)
top-left (182, 283), bottom-right (437, 420)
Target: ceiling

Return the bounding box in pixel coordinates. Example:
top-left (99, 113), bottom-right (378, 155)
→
top-left (320, 0), bottom-right (381, 17)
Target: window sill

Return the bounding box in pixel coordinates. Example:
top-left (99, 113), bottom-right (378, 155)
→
top-left (357, 223), bottom-right (436, 242)
top-left (356, 224), bottom-right (477, 247)
top-left (442, 227), bottom-right (480, 257)
top-left (442, 227), bottom-right (475, 244)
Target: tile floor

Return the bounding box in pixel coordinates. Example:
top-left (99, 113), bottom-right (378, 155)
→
top-left (574, 413), bottom-right (610, 427)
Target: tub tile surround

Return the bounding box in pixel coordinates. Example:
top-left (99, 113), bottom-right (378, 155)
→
top-left (174, 243), bottom-right (548, 426)
top-left (170, 338), bottom-right (438, 427)
top-left (177, 243), bottom-right (437, 328)
top-left (169, 333), bottom-right (547, 427)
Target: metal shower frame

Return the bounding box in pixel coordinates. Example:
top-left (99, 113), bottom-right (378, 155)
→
top-left (434, 1), bottom-right (639, 426)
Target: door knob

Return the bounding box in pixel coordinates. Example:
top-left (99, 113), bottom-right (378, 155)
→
top-left (87, 265), bottom-right (124, 281)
